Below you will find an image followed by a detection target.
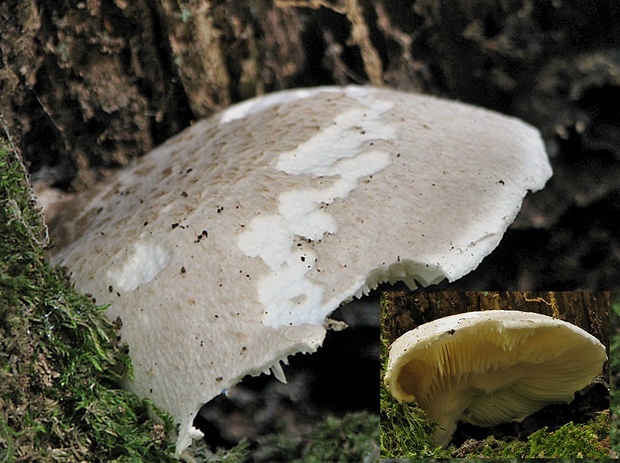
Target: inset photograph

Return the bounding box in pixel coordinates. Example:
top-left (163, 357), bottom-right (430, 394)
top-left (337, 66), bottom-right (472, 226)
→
top-left (380, 291), bottom-right (610, 458)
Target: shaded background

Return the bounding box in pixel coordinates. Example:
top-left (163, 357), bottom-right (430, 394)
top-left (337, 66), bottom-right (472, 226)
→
top-left (1, 0), bottom-right (618, 289)
top-left (1, 0), bottom-right (618, 457)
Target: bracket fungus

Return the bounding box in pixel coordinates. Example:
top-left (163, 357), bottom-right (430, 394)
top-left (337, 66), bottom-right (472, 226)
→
top-left (383, 310), bottom-right (608, 447)
top-left (46, 86), bottom-right (552, 454)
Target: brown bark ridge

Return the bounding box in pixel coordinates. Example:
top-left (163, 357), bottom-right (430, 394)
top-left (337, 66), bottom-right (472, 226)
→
top-left (381, 290), bottom-right (610, 351)
top-left (0, 0), bottom-right (314, 190)
top-left (0, 0), bottom-right (192, 189)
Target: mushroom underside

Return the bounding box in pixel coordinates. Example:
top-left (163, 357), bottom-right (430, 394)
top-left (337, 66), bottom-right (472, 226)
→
top-left (385, 311), bottom-right (607, 446)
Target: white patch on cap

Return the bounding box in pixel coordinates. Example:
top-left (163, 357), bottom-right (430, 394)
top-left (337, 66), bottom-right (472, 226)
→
top-left (106, 238), bottom-right (172, 292)
top-left (237, 97), bottom-right (396, 327)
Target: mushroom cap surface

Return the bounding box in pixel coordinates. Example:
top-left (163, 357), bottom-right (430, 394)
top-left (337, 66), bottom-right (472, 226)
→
top-left (47, 86), bottom-right (552, 453)
top-left (384, 310), bottom-right (607, 446)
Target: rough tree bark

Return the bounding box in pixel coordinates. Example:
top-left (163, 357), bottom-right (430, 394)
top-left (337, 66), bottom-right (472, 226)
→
top-left (381, 290), bottom-right (610, 349)
top-left (1, 1), bottom-right (619, 291)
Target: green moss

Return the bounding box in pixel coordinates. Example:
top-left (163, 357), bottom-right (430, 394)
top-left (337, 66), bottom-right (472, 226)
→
top-left (175, 439), bottom-right (250, 463)
top-left (379, 295), bottom-right (449, 458)
top-left (0, 138), bottom-right (181, 462)
top-left (380, 390), bottom-right (446, 458)
top-left (242, 411), bottom-right (378, 463)
top-left (298, 412), bottom-right (379, 462)
top-left (476, 411), bottom-right (609, 458)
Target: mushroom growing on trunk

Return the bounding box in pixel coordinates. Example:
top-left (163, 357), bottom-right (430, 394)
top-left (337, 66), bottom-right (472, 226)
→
top-left (46, 86), bottom-right (552, 454)
top-left (383, 310), bottom-right (607, 446)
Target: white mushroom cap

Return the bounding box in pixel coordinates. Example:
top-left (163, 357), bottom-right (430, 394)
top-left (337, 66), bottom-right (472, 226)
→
top-left (47, 86), bottom-right (552, 453)
top-left (383, 310), bottom-right (607, 447)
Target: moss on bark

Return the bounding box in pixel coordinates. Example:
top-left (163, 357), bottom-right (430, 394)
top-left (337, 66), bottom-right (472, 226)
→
top-left (0, 137), bottom-right (181, 462)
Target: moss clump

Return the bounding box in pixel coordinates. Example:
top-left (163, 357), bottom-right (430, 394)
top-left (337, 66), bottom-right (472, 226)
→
top-left (298, 412), bottom-right (379, 462)
top-left (0, 138), bottom-right (180, 462)
top-left (380, 390), bottom-right (446, 458)
top-left (477, 411), bottom-right (610, 458)
top-left (242, 411), bottom-right (378, 463)
top-left (379, 295), bottom-right (449, 458)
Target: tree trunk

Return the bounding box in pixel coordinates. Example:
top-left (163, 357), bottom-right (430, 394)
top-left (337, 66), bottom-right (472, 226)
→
top-left (382, 290), bottom-right (610, 350)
